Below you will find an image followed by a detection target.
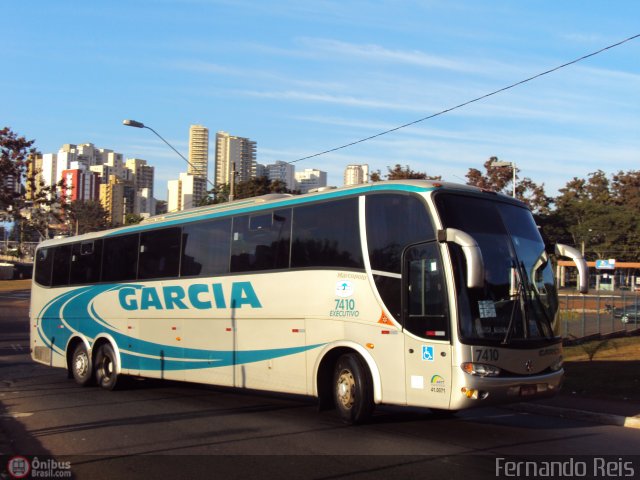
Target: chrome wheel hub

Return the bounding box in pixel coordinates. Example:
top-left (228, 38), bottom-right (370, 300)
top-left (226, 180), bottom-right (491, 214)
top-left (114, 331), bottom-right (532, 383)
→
top-left (337, 370), bottom-right (355, 409)
top-left (75, 353), bottom-right (89, 376)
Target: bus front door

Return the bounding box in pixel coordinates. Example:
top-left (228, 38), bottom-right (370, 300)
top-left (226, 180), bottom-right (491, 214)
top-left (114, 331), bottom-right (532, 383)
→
top-left (403, 242), bottom-right (452, 410)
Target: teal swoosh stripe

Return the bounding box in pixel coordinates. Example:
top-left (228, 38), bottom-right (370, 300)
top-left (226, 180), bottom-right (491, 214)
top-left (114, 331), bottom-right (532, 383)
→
top-left (37, 285), bottom-right (325, 371)
top-left (121, 343), bottom-right (324, 371)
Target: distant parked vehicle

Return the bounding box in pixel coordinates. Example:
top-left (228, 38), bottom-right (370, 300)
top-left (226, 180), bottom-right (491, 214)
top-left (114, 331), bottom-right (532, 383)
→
top-left (605, 302), bottom-right (640, 319)
top-left (621, 312), bottom-right (640, 324)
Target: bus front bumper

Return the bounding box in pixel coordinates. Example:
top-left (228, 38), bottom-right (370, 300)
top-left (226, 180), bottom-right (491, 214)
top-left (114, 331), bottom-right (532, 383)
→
top-left (449, 369), bottom-right (564, 411)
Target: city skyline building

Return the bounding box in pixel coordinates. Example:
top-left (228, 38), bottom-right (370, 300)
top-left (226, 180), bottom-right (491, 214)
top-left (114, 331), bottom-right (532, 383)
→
top-left (61, 164), bottom-right (100, 203)
top-left (25, 153), bottom-right (44, 202)
top-left (344, 164), bottom-right (369, 186)
top-left (33, 133), bottom-right (333, 229)
top-left (187, 125), bottom-right (209, 206)
top-left (100, 175), bottom-right (125, 226)
top-left (265, 160), bottom-right (295, 189)
top-left (125, 158), bottom-right (155, 216)
top-left (188, 125), bottom-right (209, 179)
top-left (39, 143), bottom-right (157, 219)
top-left (215, 131), bottom-right (256, 187)
top-left (294, 168), bottom-right (327, 193)
top-left (167, 172), bottom-right (206, 212)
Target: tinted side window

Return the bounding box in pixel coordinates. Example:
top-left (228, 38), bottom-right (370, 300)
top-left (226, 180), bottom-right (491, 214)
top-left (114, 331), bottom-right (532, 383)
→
top-left (230, 209), bottom-right (291, 272)
top-left (366, 194), bottom-right (434, 273)
top-left (70, 240), bottom-right (103, 284)
top-left (181, 218), bottom-right (231, 277)
top-left (291, 198), bottom-right (363, 269)
top-left (403, 242), bottom-right (449, 340)
top-left (138, 227), bottom-right (181, 279)
top-left (102, 234), bottom-right (139, 282)
top-left (51, 244), bottom-right (72, 287)
top-left (35, 247), bottom-right (53, 286)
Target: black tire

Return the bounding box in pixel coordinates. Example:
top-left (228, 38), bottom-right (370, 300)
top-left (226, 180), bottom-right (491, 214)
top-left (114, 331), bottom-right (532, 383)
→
top-left (71, 343), bottom-right (94, 386)
top-left (94, 343), bottom-right (120, 390)
top-left (333, 353), bottom-right (374, 424)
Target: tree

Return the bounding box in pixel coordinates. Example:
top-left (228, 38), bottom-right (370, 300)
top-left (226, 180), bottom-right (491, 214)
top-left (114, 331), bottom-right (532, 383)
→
top-left (370, 164), bottom-right (441, 181)
top-left (1, 127), bottom-right (64, 244)
top-left (234, 177), bottom-right (290, 199)
top-left (155, 200), bottom-right (168, 215)
top-left (545, 170), bottom-right (640, 262)
top-left (63, 200), bottom-right (109, 235)
top-left (125, 213), bottom-right (144, 225)
top-left (200, 183), bottom-right (230, 205)
top-left (201, 177), bottom-right (295, 205)
top-left (465, 157), bottom-right (512, 192)
top-left (466, 157), bottom-right (551, 215)
top-left (611, 170), bottom-right (640, 210)
top-left (0, 127), bottom-right (36, 221)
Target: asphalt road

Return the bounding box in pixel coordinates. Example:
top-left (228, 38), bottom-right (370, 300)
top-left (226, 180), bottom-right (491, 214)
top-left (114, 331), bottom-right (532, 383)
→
top-left (2, 288), bottom-right (640, 479)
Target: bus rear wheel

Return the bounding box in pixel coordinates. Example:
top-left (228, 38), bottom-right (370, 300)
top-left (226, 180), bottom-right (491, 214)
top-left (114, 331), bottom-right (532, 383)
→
top-left (333, 353), bottom-right (374, 424)
top-left (94, 343), bottom-right (119, 390)
top-left (71, 343), bottom-right (93, 386)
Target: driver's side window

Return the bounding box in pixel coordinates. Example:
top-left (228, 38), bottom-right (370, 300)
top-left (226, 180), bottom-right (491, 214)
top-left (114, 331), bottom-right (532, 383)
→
top-left (403, 242), bottom-right (449, 340)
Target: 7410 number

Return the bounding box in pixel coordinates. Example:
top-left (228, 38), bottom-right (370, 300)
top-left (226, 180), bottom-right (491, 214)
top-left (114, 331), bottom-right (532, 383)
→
top-left (334, 299), bottom-right (356, 310)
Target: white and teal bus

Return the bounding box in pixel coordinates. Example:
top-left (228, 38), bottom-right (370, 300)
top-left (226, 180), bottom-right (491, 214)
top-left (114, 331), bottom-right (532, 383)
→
top-left (30, 180), bottom-right (588, 423)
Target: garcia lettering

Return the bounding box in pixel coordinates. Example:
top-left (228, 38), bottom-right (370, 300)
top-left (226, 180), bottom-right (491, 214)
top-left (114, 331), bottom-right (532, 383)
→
top-left (119, 282), bottom-right (262, 311)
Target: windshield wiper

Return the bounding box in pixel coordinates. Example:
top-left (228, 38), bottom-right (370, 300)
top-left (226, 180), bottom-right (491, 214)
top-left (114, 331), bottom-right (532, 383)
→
top-left (502, 260), bottom-right (528, 345)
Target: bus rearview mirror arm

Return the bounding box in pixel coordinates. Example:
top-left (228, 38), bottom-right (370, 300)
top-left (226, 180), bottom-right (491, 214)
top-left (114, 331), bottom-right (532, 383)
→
top-left (555, 244), bottom-right (589, 294)
top-left (437, 228), bottom-right (484, 289)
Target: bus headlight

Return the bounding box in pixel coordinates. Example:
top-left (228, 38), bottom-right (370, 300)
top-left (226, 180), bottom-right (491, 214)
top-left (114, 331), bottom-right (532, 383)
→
top-left (550, 356), bottom-right (563, 372)
top-left (461, 362), bottom-right (501, 377)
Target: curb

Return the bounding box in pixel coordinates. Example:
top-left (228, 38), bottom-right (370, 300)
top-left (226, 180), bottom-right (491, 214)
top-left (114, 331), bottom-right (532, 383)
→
top-left (506, 403), bottom-right (640, 429)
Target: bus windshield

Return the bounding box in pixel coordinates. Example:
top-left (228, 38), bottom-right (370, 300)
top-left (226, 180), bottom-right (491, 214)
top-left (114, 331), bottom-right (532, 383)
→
top-left (435, 193), bottom-right (559, 347)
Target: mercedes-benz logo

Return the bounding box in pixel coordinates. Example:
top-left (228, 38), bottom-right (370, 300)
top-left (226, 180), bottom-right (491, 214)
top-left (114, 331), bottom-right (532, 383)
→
top-left (525, 360), bottom-right (533, 372)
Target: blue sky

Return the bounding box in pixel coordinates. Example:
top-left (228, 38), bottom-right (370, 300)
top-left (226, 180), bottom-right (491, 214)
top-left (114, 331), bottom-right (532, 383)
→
top-left (3, 1), bottom-right (639, 201)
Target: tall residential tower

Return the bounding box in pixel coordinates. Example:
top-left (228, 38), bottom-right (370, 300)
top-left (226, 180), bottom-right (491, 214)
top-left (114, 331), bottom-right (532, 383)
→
top-left (187, 125), bottom-right (209, 206)
top-left (188, 125), bottom-right (209, 179)
top-left (215, 131), bottom-right (256, 187)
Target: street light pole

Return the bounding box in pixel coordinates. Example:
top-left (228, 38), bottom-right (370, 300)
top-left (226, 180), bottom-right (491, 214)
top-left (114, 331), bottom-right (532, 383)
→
top-left (228, 162), bottom-right (236, 202)
top-left (122, 119), bottom-right (215, 190)
top-left (491, 159), bottom-right (516, 198)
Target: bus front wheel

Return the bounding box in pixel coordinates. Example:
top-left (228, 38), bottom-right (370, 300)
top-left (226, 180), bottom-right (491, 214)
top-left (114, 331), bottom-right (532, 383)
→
top-left (94, 343), bottom-right (119, 390)
top-left (71, 343), bottom-right (93, 386)
top-left (333, 353), bottom-right (374, 424)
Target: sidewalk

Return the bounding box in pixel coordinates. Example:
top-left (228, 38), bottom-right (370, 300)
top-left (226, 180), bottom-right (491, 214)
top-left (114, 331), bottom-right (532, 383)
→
top-left (511, 392), bottom-right (640, 429)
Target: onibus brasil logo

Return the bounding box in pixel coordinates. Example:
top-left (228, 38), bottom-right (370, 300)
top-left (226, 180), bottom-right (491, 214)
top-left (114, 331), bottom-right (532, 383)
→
top-left (7, 456), bottom-right (72, 479)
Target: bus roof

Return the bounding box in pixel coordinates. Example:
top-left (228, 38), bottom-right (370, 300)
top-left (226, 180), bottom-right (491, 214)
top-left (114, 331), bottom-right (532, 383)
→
top-left (35, 180), bottom-right (510, 249)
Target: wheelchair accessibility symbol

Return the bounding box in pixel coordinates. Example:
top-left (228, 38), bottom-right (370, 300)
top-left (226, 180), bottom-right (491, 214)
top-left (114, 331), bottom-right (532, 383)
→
top-left (422, 345), bottom-right (434, 362)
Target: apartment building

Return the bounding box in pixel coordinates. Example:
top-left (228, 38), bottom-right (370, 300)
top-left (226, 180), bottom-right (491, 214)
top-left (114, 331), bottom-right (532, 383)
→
top-left (215, 131), bottom-right (256, 187)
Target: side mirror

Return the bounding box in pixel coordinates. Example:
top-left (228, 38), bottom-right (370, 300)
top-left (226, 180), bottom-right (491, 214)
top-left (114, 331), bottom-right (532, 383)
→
top-left (438, 228), bottom-right (484, 289)
top-left (555, 244), bottom-right (589, 294)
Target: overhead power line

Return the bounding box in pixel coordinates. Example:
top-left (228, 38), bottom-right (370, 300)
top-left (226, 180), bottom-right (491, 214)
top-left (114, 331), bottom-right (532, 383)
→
top-left (288, 33), bottom-right (640, 165)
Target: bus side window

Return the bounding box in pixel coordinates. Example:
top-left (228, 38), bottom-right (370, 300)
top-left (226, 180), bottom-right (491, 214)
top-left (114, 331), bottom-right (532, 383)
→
top-left (403, 242), bottom-right (449, 340)
top-left (35, 247), bottom-right (54, 287)
top-left (70, 240), bottom-right (103, 284)
top-left (230, 209), bottom-right (291, 273)
top-left (102, 234), bottom-right (140, 282)
top-left (366, 193), bottom-right (434, 321)
top-left (291, 198), bottom-right (363, 269)
top-left (51, 244), bottom-right (72, 287)
top-left (181, 218), bottom-right (232, 277)
top-left (138, 227), bottom-right (181, 279)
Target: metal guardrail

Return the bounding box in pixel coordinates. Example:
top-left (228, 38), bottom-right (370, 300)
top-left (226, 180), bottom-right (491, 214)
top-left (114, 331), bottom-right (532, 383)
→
top-left (559, 290), bottom-right (640, 339)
